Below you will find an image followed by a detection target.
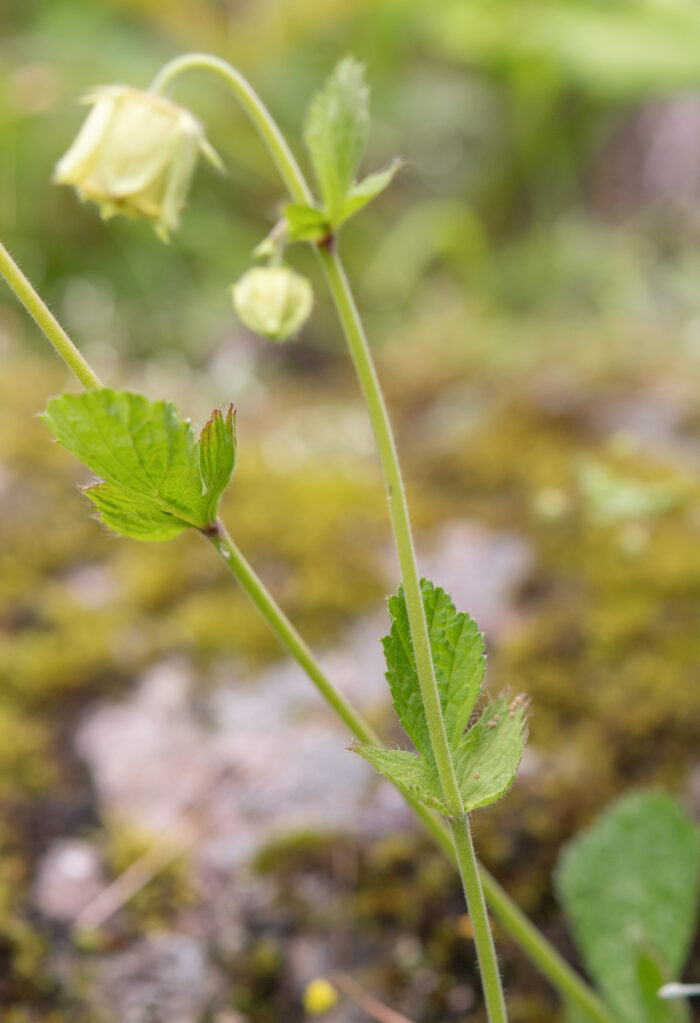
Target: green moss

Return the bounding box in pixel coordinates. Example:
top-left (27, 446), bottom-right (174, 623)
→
top-left (416, 398), bottom-right (700, 881)
top-left (100, 822), bottom-right (196, 931)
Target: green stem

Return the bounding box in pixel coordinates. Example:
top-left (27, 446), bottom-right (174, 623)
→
top-left (315, 248), bottom-right (509, 1023)
top-left (149, 54), bottom-right (313, 206)
top-left (316, 248), bottom-right (464, 813)
top-left (143, 54), bottom-right (617, 1023)
top-left (0, 240), bottom-right (102, 391)
top-left (452, 815), bottom-right (507, 1023)
top-left (207, 522), bottom-right (380, 746)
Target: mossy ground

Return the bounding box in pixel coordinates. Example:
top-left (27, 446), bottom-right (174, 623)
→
top-left (1, 319), bottom-right (699, 1018)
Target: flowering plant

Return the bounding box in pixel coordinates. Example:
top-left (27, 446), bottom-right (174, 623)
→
top-left (2, 51), bottom-right (696, 1023)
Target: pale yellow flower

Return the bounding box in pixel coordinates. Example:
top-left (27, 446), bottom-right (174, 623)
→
top-left (54, 85), bottom-right (221, 240)
top-left (231, 265), bottom-right (313, 341)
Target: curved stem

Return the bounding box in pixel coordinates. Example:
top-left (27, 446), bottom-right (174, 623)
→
top-left (149, 54), bottom-right (313, 206)
top-left (207, 522), bottom-right (380, 746)
top-left (0, 241), bottom-right (102, 391)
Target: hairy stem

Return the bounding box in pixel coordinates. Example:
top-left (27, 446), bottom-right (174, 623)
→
top-left (150, 54), bottom-right (313, 206)
top-left (0, 240), bottom-right (102, 391)
top-left (315, 243), bottom-right (508, 1022)
top-left (207, 522), bottom-right (380, 746)
top-left (452, 815), bottom-right (507, 1023)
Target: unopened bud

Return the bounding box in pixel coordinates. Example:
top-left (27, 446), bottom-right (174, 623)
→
top-left (54, 85), bottom-right (222, 240)
top-left (231, 266), bottom-right (313, 341)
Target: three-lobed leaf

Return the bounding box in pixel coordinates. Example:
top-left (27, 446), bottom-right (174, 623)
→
top-left (358, 579), bottom-right (527, 816)
top-left (556, 791), bottom-right (700, 1023)
top-left (303, 56), bottom-right (370, 225)
top-left (301, 57), bottom-right (398, 231)
top-left (43, 389), bottom-right (236, 542)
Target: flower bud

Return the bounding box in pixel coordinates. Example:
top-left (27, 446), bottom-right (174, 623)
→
top-left (231, 266), bottom-right (313, 341)
top-left (54, 85), bottom-right (222, 240)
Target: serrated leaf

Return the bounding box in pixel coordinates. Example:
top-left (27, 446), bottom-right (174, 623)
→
top-left (199, 403), bottom-right (236, 522)
top-left (383, 579), bottom-right (484, 761)
top-left (84, 482), bottom-right (191, 542)
top-left (357, 578), bottom-right (524, 817)
top-left (452, 696), bottom-right (528, 811)
top-left (555, 792), bottom-right (700, 1023)
top-left (303, 56), bottom-right (369, 226)
top-left (354, 745), bottom-right (447, 815)
top-left (285, 203), bottom-right (331, 243)
top-left (43, 389), bottom-right (236, 542)
top-left (340, 161), bottom-right (400, 222)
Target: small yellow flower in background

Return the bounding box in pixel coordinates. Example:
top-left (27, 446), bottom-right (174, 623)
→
top-left (231, 265), bottom-right (313, 341)
top-left (54, 85), bottom-right (222, 240)
top-left (303, 977), bottom-right (338, 1016)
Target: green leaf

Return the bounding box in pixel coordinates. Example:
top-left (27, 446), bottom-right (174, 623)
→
top-left (43, 389), bottom-right (236, 542)
top-left (284, 203), bottom-right (331, 243)
top-left (356, 578), bottom-right (526, 817)
top-left (452, 696), bottom-right (528, 812)
top-left (383, 579), bottom-right (484, 761)
top-left (353, 745), bottom-right (447, 815)
top-left (199, 403), bottom-right (236, 522)
top-left (84, 482), bottom-right (191, 542)
top-left (563, 1001), bottom-right (603, 1023)
top-left (303, 56), bottom-right (370, 225)
top-left (555, 792), bottom-right (700, 1023)
top-left (340, 160), bottom-right (401, 222)
top-left (636, 946), bottom-right (690, 1023)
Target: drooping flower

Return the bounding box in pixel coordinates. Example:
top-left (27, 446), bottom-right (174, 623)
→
top-left (231, 265), bottom-right (313, 341)
top-left (54, 85), bottom-right (222, 240)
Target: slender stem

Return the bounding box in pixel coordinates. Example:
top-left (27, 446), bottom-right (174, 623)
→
top-left (452, 816), bottom-right (507, 1023)
top-left (316, 227), bottom-right (506, 1023)
top-left (316, 247), bottom-right (465, 813)
top-left (149, 54), bottom-right (313, 207)
top-left (144, 54), bottom-right (617, 1023)
top-left (207, 522), bottom-right (381, 746)
top-left (478, 865), bottom-right (616, 1023)
top-left (0, 240), bottom-right (102, 391)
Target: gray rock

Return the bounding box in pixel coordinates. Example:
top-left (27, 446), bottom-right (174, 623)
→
top-left (91, 935), bottom-right (211, 1023)
top-left (34, 839), bottom-right (106, 922)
